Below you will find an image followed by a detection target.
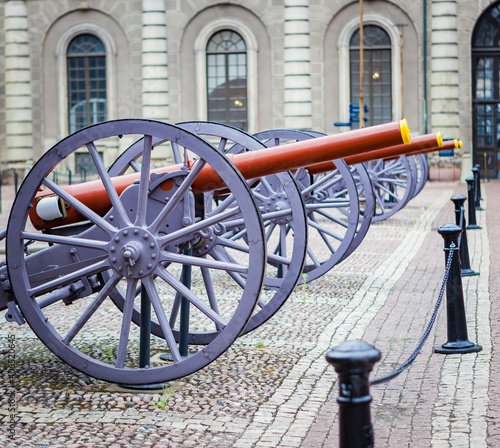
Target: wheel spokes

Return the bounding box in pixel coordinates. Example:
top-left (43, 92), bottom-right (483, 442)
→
top-left (87, 142), bottom-right (132, 228)
top-left (42, 177), bottom-right (117, 236)
top-left (63, 272), bottom-right (122, 344)
top-left (21, 231), bottom-right (109, 252)
top-left (116, 278), bottom-right (139, 369)
top-left (154, 267), bottom-right (227, 328)
top-left (142, 276), bottom-right (182, 363)
top-left (135, 135), bottom-right (153, 227)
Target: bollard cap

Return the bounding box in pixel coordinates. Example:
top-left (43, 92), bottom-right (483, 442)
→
top-left (325, 340), bottom-right (381, 370)
top-left (450, 194), bottom-right (466, 206)
top-left (437, 223), bottom-right (462, 239)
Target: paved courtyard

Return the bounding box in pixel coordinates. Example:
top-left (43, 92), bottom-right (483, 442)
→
top-left (0, 178), bottom-right (498, 447)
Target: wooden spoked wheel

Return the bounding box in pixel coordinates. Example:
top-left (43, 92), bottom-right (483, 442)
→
top-left (107, 121), bottom-right (308, 341)
top-left (7, 119), bottom-right (266, 384)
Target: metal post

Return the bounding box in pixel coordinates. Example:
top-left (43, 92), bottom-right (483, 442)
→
top-left (359, 0), bottom-right (365, 129)
top-left (474, 163), bottom-right (483, 192)
top-left (465, 178), bottom-right (481, 230)
top-left (450, 195), bottom-right (478, 277)
top-left (12, 169), bottom-right (18, 194)
top-left (483, 153), bottom-right (488, 181)
top-left (325, 340), bottom-right (381, 448)
top-left (472, 165), bottom-right (483, 208)
top-left (120, 284), bottom-right (168, 390)
top-left (139, 283), bottom-right (151, 368)
top-left (159, 246), bottom-right (192, 363)
top-left (434, 224), bottom-right (482, 354)
top-left (179, 246), bottom-right (192, 357)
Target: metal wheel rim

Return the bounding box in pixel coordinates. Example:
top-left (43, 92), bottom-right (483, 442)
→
top-left (252, 129), bottom-right (361, 282)
top-left (412, 154), bottom-right (428, 197)
top-left (368, 155), bottom-right (416, 223)
top-left (7, 119), bottom-right (266, 384)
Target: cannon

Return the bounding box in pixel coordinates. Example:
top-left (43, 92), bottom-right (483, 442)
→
top-left (249, 128), bottom-right (375, 274)
top-left (1, 118), bottom-right (412, 385)
top-left (251, 129), bottom-right (443, 250)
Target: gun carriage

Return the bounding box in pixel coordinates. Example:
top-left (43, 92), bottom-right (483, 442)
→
top-left (0, 118), bottom-right (446, 385)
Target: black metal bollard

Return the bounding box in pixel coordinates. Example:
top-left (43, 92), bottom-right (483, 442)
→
top-left (474, 163), bottom-right (483, 197)
top-left (434, 224), bottom-right (482, 354)
top-left (12, 168), bottom-right (18, 194)
top-left (326, 340), bottom-right (381, 448)
top-left (465, 178), bottom-right (481, 230)
top-left (471, 166), bottom-right (483, 210)
top-left (450, 195), bottom-right (479, 277)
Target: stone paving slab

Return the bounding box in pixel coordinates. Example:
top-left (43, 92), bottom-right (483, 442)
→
top-left (0, 179), bottom-right (498, 447)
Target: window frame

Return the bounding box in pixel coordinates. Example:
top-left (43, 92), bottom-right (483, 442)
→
top-left (349, 25), bottom-right (393, 127)
top-left (206, 30), bottom-right (248, 130)
top-left (67, 33), bottom-right (108, 134)
top-left (337, 15), bottom-right (401, 127)
top-left (56, 23), bottom-right (117, 138)
top-left (471, 3), bottom-right (500, 177)
top-left (194, 19), bottom-right (258, 132)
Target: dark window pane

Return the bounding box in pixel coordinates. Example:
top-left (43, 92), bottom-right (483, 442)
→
top-left (350, 25), bottom-right (391, 48)
top-left (475, 57), bottom-right (494, 99)
top-left (75, 151), bottom-right (102, 179)
top-left (206, 30), bottom-right (248, 131)
top-left (68, 34), bottom-right (105, 55)
top-left (473, 6), bottom-right (500, 47)
top-left (350, 26), bottom-right (392, 127)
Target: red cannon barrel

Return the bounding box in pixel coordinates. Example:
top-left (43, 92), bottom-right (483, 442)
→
top-left (30, 120), bottom-right (410, 229)
top-left (405, 138), bottom-right (461, 157)
top-left (304, 132), bottom-right (442, 175)
top-left (378, 138), bottom-right (460, 163)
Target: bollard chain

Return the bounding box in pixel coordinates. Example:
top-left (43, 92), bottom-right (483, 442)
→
top-left (370, 244), bottom-right (458, 385)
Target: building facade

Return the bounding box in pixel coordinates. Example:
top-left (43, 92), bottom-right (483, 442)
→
top-left (1, 0), bottom-right (499, 176)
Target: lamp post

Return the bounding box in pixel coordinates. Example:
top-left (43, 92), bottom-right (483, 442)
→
top-left (395, 23), bottom-right (408, 120)
top-left (359, 0), bottom-right (364, 128)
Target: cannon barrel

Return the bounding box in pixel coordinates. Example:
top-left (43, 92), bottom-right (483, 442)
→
top-left (405, 138), bottom-right (461, 157)
top-left (30, 120), bottom-right (410, 230)
top-left (378, 138), bottom-right (460, 163)
top-left (304, 132), bottom-right (442, 175)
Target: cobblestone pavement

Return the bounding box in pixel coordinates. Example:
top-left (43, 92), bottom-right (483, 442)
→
top-left (0, 179), bottom-right (497, 447)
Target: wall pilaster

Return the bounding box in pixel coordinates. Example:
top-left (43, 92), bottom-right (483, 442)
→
top-left (142, 0), bottom-right (169, 121)
top-left (284, 0), bottom-right (312, 130)
top-left (4, 0), bottom-right (33, 164)
top-left (430, 0), bottom-right (459, 139)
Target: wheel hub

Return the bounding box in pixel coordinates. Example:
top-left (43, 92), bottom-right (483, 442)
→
top-left (264, 194), bottom-right (292, 224)
top-left (109, 227), bottom-right (160, 278)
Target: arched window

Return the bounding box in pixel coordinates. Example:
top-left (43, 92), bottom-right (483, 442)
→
top-left (472, 3), bottom-right (500, 178)
top-left (67, 34), bottom-right (107, 134)
top-left (206, 30), bottom-right (248, 130)
top-left (350, 25), bottom-right (392, 127)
